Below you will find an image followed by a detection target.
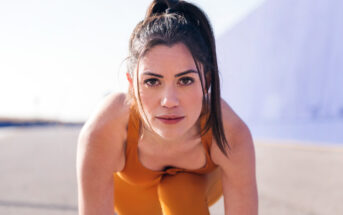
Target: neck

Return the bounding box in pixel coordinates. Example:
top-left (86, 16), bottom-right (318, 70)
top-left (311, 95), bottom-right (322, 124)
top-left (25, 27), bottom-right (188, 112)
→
top-left (139, 122), bottom-right (201, 148)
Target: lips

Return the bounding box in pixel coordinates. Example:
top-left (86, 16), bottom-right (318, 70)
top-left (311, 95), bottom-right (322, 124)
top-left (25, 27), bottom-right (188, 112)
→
top-left (156, 115), bottom-right (184, 120)
top-left (155, 115), bottom-right (185, 124)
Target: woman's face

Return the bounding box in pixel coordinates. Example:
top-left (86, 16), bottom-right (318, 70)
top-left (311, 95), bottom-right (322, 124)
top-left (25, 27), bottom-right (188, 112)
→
top-left (134, 42), bottom-right (205, 141)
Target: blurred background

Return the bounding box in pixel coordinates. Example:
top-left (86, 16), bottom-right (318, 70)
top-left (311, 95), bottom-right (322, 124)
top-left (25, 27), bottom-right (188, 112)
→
top-left (1, 0), bottom-right (342, 214)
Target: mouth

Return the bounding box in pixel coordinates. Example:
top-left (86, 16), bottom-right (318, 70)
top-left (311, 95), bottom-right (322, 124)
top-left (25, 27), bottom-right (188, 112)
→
top-left (155, 115), bottom-right (185, 124)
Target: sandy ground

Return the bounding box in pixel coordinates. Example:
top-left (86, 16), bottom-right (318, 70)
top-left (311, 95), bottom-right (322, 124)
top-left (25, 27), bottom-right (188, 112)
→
top-left (0, 126), bottom-right (342, 215)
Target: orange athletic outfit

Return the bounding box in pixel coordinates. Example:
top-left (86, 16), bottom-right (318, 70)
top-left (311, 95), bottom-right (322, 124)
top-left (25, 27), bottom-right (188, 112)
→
top-left (113, 107), bottom-right (223, 215)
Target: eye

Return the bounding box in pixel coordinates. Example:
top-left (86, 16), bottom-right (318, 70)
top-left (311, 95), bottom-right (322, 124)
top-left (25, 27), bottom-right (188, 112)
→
top-left (143, 78), bottom-right (160, 87)
top-left (178, 77), bottom-right (194, 86)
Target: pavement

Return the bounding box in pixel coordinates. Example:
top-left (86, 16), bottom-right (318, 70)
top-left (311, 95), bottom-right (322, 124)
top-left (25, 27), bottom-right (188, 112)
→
top-left (0, 126), bottom-right (342, 215)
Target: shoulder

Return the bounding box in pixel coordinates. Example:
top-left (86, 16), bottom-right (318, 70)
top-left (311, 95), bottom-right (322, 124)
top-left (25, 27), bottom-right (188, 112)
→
top-left (77, 92), bottom-right (130, 172)
top-left (79, 92), bottom-right (130, 139)
top-left (220, 98), bottom-right (252, 143)
top-left (211, 98), bottom-right (255, 174)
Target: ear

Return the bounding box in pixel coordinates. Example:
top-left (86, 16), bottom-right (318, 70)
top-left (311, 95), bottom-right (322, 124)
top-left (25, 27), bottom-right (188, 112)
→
top-left (126, 72), bottom-right (133, 86)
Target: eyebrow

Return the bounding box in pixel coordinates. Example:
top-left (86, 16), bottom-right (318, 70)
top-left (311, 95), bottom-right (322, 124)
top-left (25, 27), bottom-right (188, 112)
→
top-left (142, 69), bottom-right (198, 78)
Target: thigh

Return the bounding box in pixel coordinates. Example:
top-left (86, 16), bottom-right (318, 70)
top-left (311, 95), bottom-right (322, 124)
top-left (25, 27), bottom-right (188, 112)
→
top-left (157, 168), bottom-right (223, 215)
top-left (113, 174), bottom-right (163, 215)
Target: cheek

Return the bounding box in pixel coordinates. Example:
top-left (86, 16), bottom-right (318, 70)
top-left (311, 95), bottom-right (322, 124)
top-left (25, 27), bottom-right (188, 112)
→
top-left (183, 85), bottom-right (204, 112)
top-left (138, 87), bottom-right (157, 119)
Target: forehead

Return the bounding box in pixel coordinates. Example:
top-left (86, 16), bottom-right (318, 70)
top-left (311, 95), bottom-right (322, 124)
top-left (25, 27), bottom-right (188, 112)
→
top-left (138, 43), bottom-right (198, 75)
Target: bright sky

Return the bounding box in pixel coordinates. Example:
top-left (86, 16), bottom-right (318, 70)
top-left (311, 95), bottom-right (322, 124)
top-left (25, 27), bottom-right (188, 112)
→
top-left (0, 0), bottom-right (265, 122)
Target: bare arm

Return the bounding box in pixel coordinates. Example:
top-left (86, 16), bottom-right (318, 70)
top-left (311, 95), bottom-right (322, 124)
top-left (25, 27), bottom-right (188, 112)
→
top-left (76, 93), bottom-right (128, 215)
top-left (212, 99), bottom-right (258, 215)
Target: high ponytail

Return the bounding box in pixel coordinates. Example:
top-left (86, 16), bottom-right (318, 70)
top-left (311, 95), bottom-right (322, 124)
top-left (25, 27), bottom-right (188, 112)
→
top-left (127, 0), bottom-right (231, 156)
top-left (145, 0), bottom-right (178, 18)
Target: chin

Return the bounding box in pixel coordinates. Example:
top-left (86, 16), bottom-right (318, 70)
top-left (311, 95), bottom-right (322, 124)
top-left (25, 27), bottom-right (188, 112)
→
top-left (153, 123), bottom-right (196, 141)
top-left (155, 129), bottom-right (184, 141)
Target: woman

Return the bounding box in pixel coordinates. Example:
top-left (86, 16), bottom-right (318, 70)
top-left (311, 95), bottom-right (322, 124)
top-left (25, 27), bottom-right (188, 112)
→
top-left (77, 0), bottom-right (258, 214)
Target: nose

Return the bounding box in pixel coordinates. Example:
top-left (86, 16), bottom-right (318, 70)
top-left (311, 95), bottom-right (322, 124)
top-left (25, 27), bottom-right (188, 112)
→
top-left (160, 86), bottom-right (179, 108)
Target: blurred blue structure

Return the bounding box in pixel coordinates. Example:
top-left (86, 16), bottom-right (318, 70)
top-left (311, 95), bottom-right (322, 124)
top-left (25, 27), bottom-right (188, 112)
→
top-left (217, 0), bottom-right (343, 143)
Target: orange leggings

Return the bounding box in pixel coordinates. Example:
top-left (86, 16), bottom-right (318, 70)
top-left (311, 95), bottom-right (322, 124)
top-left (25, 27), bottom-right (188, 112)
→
top-left (113, 168), bottom-right (223, 215)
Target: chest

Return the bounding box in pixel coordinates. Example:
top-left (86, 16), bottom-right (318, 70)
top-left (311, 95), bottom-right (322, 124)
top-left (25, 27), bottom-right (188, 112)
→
top-left (137, 139), bottom-right (207, 172)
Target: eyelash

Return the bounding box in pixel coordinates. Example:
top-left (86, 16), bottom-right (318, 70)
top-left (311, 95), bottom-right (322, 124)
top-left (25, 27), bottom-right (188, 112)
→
top-left (144, 78), bottom-right (160, 87)
top-left (143, 77), bottom-right (195, 87)
top-left (178, 77), bottom-right (194, 86)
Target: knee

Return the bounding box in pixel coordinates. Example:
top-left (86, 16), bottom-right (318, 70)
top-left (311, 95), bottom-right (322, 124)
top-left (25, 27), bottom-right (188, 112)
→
top-left (157, 172), bottom-right (207, 203)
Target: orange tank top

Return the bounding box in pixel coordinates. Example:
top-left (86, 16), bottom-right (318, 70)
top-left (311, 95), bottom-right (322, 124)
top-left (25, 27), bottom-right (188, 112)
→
top-left (116, 106), bottom-right (218, 187)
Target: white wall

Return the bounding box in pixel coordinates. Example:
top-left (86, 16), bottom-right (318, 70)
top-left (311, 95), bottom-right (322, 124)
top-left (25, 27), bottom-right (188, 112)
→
top-left (217, 0), bottom-right (343, 124)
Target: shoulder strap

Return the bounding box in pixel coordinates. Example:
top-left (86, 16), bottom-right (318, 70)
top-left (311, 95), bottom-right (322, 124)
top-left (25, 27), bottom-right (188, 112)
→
top-left (200, 111), bottom-right (213, 151)
top-left (126, 105), bottom-right (140, 150)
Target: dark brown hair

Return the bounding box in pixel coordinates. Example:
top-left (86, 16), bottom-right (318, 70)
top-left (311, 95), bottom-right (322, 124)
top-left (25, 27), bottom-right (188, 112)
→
top-left (126, 0), bottom-right (230, 156)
